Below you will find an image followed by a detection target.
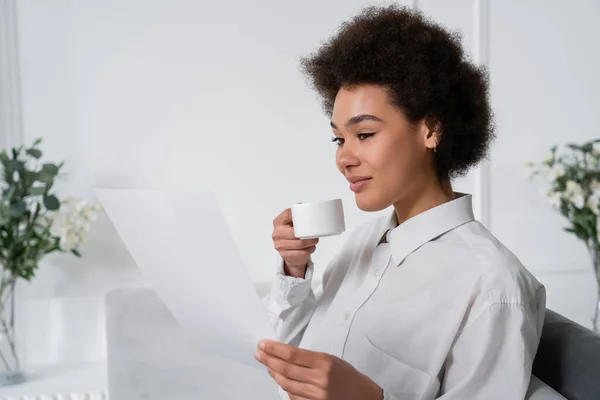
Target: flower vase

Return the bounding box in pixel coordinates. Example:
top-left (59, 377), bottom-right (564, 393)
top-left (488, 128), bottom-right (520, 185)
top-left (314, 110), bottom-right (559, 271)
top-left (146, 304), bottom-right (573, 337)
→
top-left (0, 274), bottom-right (26, 386)
top-left (595, 299), bottom-right (600, 333)
top-left (592, 251), bottom-right (600, 333)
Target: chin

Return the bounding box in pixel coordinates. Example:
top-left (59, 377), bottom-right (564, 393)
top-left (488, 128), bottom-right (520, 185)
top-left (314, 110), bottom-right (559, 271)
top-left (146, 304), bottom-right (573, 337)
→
top-left (354, 193), bottom-right (390, 212)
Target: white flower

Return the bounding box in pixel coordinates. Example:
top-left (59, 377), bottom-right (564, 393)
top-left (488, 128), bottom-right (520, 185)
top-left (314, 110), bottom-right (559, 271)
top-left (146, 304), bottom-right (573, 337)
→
top-left (587, 196), bottom-right (599, 214)
top-left (593, 148), bottom-right (600, 159)
top-left (50, 197), bottom-right (101, 251)
top-left (564, 180), bottom-right (585, 209)
top-left (544, 153), bottom-right (554, 164)
top-left (545, 163), bottom-right (566, 182)
top-left (587, 180), bottom-right (600, 214)
top-left (545, 190), bottom-right (562, 208)
top-left (553, 163), bottom-right (565, 177)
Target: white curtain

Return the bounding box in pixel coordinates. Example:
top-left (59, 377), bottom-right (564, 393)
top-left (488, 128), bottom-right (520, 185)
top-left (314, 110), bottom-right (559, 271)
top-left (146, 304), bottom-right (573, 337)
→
top-left (0, 0), bottom-right (24, 150)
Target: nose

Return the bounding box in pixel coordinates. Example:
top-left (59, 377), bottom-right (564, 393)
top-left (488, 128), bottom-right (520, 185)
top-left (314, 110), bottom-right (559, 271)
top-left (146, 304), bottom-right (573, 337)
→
top-left (336, 142), bottom-right (360, 172)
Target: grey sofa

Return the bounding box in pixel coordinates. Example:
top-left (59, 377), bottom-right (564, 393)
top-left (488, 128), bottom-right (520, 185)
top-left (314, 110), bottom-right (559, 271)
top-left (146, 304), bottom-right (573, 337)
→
top-left (532, 309), bottom-right (600, 400)
top-left (104, 287), bottom-right (598, 400)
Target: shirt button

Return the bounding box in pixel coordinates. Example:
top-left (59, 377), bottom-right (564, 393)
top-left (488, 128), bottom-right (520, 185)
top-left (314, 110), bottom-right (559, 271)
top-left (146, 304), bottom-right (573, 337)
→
top-left (344, 311), bottom-right (351, 321)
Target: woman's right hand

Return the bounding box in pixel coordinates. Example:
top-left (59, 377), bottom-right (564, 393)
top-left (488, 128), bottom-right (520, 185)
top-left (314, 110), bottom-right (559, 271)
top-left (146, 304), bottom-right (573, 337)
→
top-left (272, 208), bottom-right (319, 278)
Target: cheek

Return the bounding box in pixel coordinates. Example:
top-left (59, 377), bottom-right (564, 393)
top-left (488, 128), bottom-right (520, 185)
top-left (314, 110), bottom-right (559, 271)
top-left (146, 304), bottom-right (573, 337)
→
top-left (370, 136), bottom-right (425, 194)
top-left (368, 139), bottom-right (409, 177)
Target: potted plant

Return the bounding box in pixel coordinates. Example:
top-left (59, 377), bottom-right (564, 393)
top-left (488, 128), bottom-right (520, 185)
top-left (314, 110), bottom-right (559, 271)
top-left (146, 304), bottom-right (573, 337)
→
top-left (0, 138), bottom-right (101, 385)
top-left (526, 139), bottom-right (600, 332)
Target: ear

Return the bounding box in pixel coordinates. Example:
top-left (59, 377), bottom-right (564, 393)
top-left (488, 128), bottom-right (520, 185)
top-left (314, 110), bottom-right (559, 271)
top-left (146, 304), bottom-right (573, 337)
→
top-left (421, 113), bottom-right (442, 151)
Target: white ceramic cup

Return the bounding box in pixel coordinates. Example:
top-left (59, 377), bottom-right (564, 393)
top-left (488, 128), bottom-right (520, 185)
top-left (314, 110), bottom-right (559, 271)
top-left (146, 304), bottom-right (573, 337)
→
top-left (291, 199), bottom-right (346, 239)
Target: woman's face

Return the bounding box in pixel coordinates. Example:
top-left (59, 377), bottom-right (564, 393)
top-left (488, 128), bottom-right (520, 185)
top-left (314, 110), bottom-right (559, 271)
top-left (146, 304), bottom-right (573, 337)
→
top-left (331, 84), bottom-right (438, 212)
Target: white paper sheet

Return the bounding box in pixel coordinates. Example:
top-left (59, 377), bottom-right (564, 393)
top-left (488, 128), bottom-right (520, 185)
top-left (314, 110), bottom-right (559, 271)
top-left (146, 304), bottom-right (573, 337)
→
top-left (95, 188), bottom-right (276, 370)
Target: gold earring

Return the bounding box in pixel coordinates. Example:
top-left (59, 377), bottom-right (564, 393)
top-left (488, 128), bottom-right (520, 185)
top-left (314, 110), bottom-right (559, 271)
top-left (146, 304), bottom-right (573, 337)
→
top-left (434, 144), bottom-right (437, 153)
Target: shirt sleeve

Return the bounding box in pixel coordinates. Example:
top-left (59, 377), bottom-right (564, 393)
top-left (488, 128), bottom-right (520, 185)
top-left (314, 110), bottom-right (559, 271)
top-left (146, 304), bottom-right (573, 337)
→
top-left (436, 297), bottom-right (546, 399)
top-left (261, 254), bottom-right (318, 346)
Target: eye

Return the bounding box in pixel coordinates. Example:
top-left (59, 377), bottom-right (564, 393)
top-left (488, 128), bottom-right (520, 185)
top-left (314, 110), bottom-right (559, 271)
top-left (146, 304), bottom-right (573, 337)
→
top-left (331, 136), bottom-right (344, 146)
top-left (358, 132), bottom-right (375, 140)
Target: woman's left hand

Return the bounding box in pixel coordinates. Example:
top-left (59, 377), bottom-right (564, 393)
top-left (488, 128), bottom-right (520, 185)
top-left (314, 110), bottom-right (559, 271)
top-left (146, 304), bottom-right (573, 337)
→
top-left (255, 339), bottom-right (383, 400)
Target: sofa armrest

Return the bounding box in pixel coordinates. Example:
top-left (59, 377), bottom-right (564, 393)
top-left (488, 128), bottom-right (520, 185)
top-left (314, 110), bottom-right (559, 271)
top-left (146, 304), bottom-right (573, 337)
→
top-left (533, 309), bottom-right (600, 400)
top-left (527, 375), bottom-right (567, 399)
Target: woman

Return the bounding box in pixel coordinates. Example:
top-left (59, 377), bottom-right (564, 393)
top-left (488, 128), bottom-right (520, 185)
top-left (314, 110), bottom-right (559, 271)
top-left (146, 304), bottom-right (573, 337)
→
top-left (256, 5), bottom-right (546, 400)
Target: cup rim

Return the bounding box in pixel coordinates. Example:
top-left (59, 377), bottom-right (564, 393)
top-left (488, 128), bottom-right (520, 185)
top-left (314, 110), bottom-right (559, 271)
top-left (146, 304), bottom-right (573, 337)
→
top-left (291, 198), bottom-right (342, 208)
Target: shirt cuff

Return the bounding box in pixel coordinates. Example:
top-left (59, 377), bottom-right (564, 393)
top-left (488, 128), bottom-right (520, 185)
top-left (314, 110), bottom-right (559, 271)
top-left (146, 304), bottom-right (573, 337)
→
top-left (273, 255), bottom-right (314, 307)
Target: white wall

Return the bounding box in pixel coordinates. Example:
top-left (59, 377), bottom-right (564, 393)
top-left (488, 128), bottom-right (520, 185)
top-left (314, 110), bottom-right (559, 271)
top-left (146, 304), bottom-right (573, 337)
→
top-left (13, 0), bottom-right (419, 366)
top-left (16, 0), bottom-right (419, 290)
top-left (6, 0), bottom-right (600, 367)
top-left (488, 0), bottom-right (600, 327)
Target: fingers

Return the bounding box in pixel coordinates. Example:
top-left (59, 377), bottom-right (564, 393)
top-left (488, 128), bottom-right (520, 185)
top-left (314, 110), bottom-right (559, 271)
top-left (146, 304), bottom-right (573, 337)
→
top-left (275, 238), bottom-right (318, 252)
top-left (273, 208), bottom-right (293, 227)
top-left (268, 369), bottom-right (325, 400)
top-left (272, 225), bottom-right (296, 240)
top-left (256, 349), bottom-right (315, 383)
top-left (288, 395), bottom-right (313, 400)
top-left (258, 340), bottom-right (318, 368)
top-left (279, 249), bottom-right (316, 263)
top-left (273, 226), bottom-right (319, 245)
top-left (272, 207), bottom-right (319, 270)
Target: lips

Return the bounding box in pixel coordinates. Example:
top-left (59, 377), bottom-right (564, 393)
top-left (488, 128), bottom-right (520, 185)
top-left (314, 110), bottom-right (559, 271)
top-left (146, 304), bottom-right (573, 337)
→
top-left (347, 176), bottom-right (371, 184)
top-left (347, 177), bottom-right (371, 192)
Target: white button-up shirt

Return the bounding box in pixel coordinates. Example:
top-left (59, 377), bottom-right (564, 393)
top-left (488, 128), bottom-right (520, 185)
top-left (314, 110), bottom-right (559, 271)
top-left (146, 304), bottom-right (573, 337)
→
top-left (263, 193), bottom-right (546, 399)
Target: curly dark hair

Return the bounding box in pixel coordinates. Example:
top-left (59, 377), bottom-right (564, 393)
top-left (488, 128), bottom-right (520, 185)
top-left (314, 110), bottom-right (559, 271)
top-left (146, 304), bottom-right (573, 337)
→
top-left (299, 4), bottom-right (494, 179)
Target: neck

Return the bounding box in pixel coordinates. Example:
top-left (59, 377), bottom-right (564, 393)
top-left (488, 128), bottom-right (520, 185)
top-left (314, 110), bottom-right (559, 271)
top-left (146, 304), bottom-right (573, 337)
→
top-left (393, 177), bottom-right (455, 225)
top-left (440, 176), bottom-right (454, 198)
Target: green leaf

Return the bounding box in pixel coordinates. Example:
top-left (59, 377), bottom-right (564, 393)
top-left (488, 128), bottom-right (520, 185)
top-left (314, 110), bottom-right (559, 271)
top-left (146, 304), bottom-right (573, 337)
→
top-left (23, 170), bottom-right (38, 185)
top-left (45, 180), bottom-right (54, 192)
top-left (27, 186), bottom-right (46, 196)
top-left (3, 186), bottom-right (15, 199)
top-left (36, 172), bottom-right (54, 184)
top-left (19, 269), bottom-right (35, 281)
top-left (41, 163), bottom-right (59, 175)
top-left (43, 195), bottom-right (60, 210)
top-left (7, 160), bottom-right (24, 172)
top-left (566, 220), bottom-right (591, 242)
top-left (560, 201), bottom-right (569, 217)
top-left (9, 201), bottom-right (26, 217)
top-left (564, 227), bottom-right (579, 238)
top-left (32, 138), bottom-right (42, 146)
top-left (581, 143), bottom-right (594, 153)
top-left (25, 148), bottom-right (42, 159)
top-left (71, 249), bottom-right (81, 257)
top-left (0, 150), bottom-right (8, 165)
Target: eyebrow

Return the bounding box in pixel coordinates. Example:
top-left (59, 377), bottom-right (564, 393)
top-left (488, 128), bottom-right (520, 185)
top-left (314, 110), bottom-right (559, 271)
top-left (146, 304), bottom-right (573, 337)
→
top-left (330, 114), bottom-right (383, 130)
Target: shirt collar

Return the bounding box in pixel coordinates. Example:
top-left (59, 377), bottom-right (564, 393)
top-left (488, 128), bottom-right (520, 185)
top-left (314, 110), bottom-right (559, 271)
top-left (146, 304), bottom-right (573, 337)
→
top-left (379, 193), bottom-right (475, 266)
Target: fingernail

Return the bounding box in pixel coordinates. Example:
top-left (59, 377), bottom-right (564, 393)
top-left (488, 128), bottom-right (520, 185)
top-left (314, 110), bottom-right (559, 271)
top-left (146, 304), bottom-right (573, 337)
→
top-left (258, 340), bottom-right (265, 349)
top-left (254, 350), bottom-right (260, 361)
